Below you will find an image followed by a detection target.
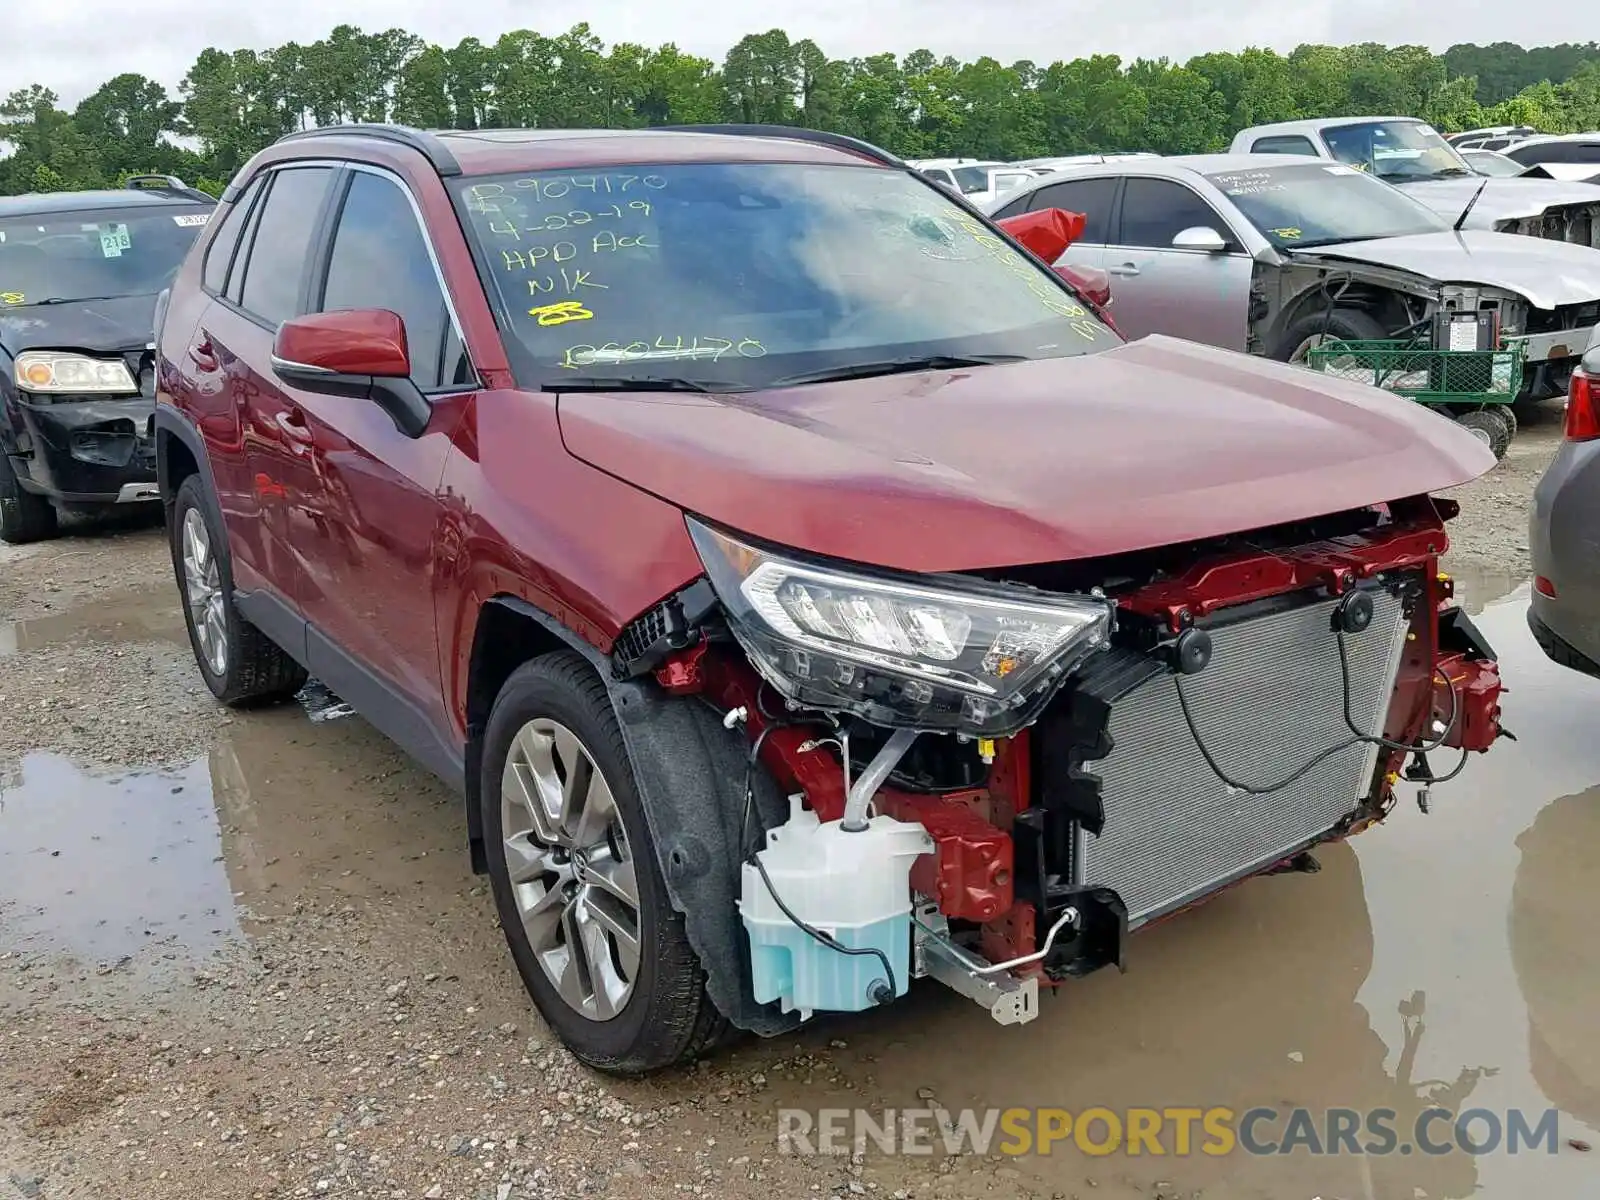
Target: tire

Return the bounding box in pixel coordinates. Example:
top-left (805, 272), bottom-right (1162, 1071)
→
top-left (481, 651), bottom-right (728, 1076)
top-left (1455, 408), bottom-right (1512, 460)
top-left (1276, 307), bottom-right (1390, 363)
top-left (1498, 403), bottom-right (1518, 439)
top-left (0, 453), bottom-right (58, 544)
top-left (169, 474), bottom-right (308, 705)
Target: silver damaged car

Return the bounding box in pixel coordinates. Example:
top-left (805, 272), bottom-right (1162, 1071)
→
top-left (987, 154), bottom-right (1600, 411)
top-left (1228, 117), bottom-right (1600, 248)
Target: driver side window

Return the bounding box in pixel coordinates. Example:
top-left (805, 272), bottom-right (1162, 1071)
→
top-left (1115, 178), bottom-right (1231, 250)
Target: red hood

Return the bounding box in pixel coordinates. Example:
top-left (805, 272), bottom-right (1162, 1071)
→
top-left (556, 335), bottom-right (1493, 573)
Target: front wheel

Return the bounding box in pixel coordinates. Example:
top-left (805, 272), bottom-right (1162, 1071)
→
top-left (481, 651), bottom-right (727, 1075)
top-left (0, 453), bottom-right (58, 544)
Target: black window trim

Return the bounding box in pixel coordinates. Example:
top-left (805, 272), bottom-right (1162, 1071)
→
top-left (306, 161), bottom-right (478, 396)
top-left (1250, 134), bottom-right (1320, 156)
top-left (1019, 174), bottom-right (1123, 244)
top-left (201, 175), bottom-right (265, 300)
top-left (1109, 173), bottom-right (1245, 252)
top-left (220, 162), bottom-right (342, 332)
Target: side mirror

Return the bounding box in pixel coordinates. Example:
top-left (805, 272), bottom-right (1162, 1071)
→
top-left (1171, 225), bottom-right (1230, 252)
top-left (271, 309), bottom-right (430, 438)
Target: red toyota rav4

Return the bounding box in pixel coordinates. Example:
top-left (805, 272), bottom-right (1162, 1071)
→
top-left (156, 123), bottom-right (1505, 1076)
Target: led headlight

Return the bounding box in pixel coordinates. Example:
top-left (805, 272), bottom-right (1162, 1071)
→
top-left (688, 517), bottom-right (1114, 736)
top-left (14, 351), bottom-right (138, 395)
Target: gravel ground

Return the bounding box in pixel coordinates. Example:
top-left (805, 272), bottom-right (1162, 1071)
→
top-left (0, 406), bottom-right (1567, 1200)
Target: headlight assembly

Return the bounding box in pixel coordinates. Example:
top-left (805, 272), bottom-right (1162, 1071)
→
top-left (688, 517), bottom-right (1114, 735)
top-left (14, 351), bottom-right (138, 395)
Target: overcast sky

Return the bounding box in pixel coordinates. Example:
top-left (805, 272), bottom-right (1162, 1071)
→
top-left (11, 0), bottom-right (1592, 107)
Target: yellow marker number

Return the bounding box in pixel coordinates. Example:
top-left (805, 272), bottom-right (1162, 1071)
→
top-left (1, 292), bottom-right (23, 306)
top-left (528, 301), bottom-right (594, 327)
top-left (1270, 227), bottom-right (1302, 240)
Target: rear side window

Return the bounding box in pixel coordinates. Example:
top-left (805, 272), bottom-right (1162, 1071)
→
top-left (319, 171), bottom-right (467, 391)
top-left (1027, 178), bottom-right (1118, 242)
top-left (203, 177), bottom-right (263, 294)
top-left (1509, 141), bottom-right (1600, 166)
top-left (1251, 135), bottom-right (1319, 156)
top-left (236, 166), bottom-right (335, 325)
top-left (1117, 178), bottom-right (1228, 249)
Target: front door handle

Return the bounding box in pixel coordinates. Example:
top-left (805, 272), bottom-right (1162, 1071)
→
top-left (1107, 263), bottom-right (1141, 277)
top-left (275, 409), bottom-right (314, 447)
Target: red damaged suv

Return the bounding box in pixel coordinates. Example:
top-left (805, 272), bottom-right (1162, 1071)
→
top-left (155, 123), bottom-right (1505, 1075)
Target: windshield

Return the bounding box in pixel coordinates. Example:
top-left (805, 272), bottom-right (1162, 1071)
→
top-left (1204, 162), bottom-right (1449, 250)
top-left (454, 162), bottom-right (1120, 388)
top-left (1464, 151), bottom-right (1527, 177)
top-left (1321, 120), bottom-right (1475, 183)
top-left (0, 205), bottom-right (210, 308)
top-left (952, 165), bottom-right (1000, 194)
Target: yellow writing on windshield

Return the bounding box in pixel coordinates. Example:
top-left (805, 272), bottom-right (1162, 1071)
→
top-left (944, 211), bottom-right (1101, 337)
top-left (1270, 227), bottom-right (1303, 240)
top-left (528, 269), bottom-right (608, 297)
top-left (529, 301), bottom-right (595, 327)
top-left (0, 292), bottom-right (22, 306)
top-left (560, 336), bottom-right (769, 369)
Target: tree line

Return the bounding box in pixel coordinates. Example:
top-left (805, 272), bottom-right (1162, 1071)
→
top-left (3, 27), bottom-right (1600, 198)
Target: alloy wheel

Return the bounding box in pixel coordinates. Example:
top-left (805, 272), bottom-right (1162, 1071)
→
top-left (501, 718), bottom-right (641, 1021)
top-left (182, 507), bottom-right (228, 676)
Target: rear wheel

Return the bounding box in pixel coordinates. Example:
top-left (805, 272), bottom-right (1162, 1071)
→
top-left (481, 651), bottom-right (728, 1076)
top-left (0, 453), bottom-right (58, 544)
top-left (1455, 408), bottom-right (1513, 460)
top-left (170, 474), bottom-right (308, 705)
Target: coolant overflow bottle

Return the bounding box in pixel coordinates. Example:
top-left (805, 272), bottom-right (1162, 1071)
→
top-left (739, 794), bottom-right (934, 1020)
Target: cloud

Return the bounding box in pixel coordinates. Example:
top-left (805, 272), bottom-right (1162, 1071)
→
top-left (11, 0), bottom-right (1588, 107)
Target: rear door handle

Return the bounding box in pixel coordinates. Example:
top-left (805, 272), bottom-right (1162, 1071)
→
top-left (188, 334), bottom-right (218, 371)
top-left (275, 409), bottom-right (314, 448)
top-left (1107, 263), bottom-right (1141, 277)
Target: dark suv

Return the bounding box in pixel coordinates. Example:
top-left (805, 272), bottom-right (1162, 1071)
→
top-left (1, 176), bottom-right (215, 542)
top-left (157, 123), bottom-right (1505, 1076)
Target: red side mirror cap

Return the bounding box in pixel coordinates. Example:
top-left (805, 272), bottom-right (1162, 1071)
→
top-left (273, 309), bottom-right (411, 379)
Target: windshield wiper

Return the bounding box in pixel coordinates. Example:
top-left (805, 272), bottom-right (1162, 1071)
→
top-left (543, 375), bottom-right (749, 394)
top-left (768, 353), bottom-right (1025, 389)
top-left (20, 294), bottom-right (137, 307)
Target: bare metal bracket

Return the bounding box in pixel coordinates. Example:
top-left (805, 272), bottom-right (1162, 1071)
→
top-left (911, 902), bottom-right (1039, 1026)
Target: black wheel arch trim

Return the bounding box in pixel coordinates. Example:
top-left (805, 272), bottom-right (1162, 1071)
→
top-left (473, 595), bottom-right (801, 1038)
top-left (153, 405), bottom-right (224, 517)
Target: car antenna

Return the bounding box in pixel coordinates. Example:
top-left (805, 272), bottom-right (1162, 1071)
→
top-left (1454, 178), bottom-right (1489, 232)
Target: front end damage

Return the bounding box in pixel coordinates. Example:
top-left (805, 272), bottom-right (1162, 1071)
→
top-left (610, 497), bottom-right (1506, 1032)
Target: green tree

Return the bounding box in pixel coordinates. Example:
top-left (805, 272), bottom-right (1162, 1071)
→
top-left (9, 33), bottom-right (1600, 198)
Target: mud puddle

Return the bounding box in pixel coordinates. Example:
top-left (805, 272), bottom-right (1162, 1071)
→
top-left (731, 582), bottom-right (1600, 1200)
top-left (0, 753), bottom-right (237, 964)
top-left (1, 685), bottom-right (467, 969)
top-left (0, 581), bottom-right (186, 657)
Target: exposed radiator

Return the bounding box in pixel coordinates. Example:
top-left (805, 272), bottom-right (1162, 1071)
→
top-left (1074, 585), bottom-right (1411, 928)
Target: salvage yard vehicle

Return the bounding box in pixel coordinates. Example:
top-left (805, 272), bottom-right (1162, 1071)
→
top-left (1229, 117), bottom-right (1600, 250)
top-left (156, 122), bottom-right (1506, 1076)
top-left (1, 176), bottom-right (214, 542)
top-left (988, 153), bottom-right (1600, 445)
top-left (1528, 324), bottom-right (1600, 677)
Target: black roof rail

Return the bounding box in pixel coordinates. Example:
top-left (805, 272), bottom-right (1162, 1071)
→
top-left (654, 124), bottom-right (904, 168)
top-left (274, 124), bottom-right (462, 177)
top-left (124, 174), bottom-right (216, 203)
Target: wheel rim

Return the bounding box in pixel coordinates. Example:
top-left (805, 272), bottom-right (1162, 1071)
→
top-left (1465, 423), bottom-right (1494, 448)
top-left (181, 507), bottom-right (228, 676)
top-left (1289, 334), bottom-right (1324, 364)
top-left (501, 718), bottom-right (641, 1021)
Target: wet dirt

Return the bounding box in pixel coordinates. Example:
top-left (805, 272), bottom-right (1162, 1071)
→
top-left (2, 417), bottom-right (1593, 1200)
